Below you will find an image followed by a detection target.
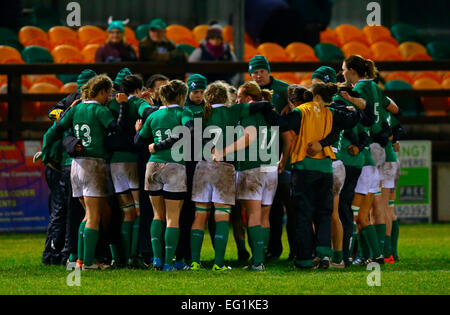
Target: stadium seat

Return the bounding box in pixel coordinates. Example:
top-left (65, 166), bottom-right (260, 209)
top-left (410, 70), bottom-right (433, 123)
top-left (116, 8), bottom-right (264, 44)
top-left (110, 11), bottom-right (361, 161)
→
top-left (166, 25), bottom-right (195, 43)
top-left (28, 82), bottom-right (60, 118)
top-left (0, 46), bottom-right (23, 63)
top-left (398, 42), bottom-right (428, 60)
top-left (176, 43), bottom-right (195, 57)
top-left (135, 24), bottom-right (150, 41)
top-left (314, 43), bottom-right (344, 62)
top-left (391, 23), bottom-right (422, 44)
top-left (81, 44), bottom-right (100, 63)
top-left (335, 24), bottom-right (368, 46)
top-left (442, 78), bottom-right (450, 111)
top-left (285, 42), bottom-right (318, 61)
top-left (48, 26), bottom-right (80, 48)
top-left (414, 72), bottom-right (442, 84)
top-left (257, 43), bottom-right (290, 62)
top-left (124, 26), bottom-right (139, 46)
top-left (51, 44), bottom-right (84, 63)
top-left (408, 53), bottom-right (433, 61)
top-left (78, 26), bottom-right (107, 46)
top-left (384, 80), bottom-right (419, 116)
top-left (426, 41), bottom-right (450, 61)
top-left (371, 42), bottom-right (403, 61)
top-left (22, 46), bottom-right (53, 63)
top-left (23, 38), bottom-right (54, 51)
top-left (192, 24), bottom-right (209, 42)
top-left (57, 74), bottom-right (79, 85)
top-left (272, 73), bottom-right (300, 84)
top-left (413, 78), bottom-right (447, 115)
top-left (363, 25), bottom-right (398, 46)
top-left (342, 41), bottom-right (373, 59)
top-left (34, 76), bottom-right (64, 89)
top-left (385, 72), bottom-right (415, 85)
top-left (0, 27), bottom-right (22, 51)
top-left (320, 27), bottom-right (341, 47)
top-left (244, 43), bottom-right (257, 62)
top-left (18, 26), bottom-right (48, 46)
top-left (222, 26), bottom-right (255, 46)
top-left (60, 82), bottom-right (78, 94)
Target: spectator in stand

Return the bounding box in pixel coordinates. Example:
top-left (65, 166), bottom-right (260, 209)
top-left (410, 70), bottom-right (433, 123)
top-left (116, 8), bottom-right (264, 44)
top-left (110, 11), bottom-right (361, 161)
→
top-left (95, 19), bottom-right (137, 63)
top-left (188, 24), bottom-right (237, 84)
top-left (139, 18), bottom-right (186, 64)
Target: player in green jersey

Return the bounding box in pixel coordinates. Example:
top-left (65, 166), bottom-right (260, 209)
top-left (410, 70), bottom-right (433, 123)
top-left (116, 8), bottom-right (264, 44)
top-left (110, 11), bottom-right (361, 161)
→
top-left (45, 75), bottom-right (128, 270)
top-left (134, 80), bottom-right (194, 271)
top-left (145, 74), bottom-right (169, 107)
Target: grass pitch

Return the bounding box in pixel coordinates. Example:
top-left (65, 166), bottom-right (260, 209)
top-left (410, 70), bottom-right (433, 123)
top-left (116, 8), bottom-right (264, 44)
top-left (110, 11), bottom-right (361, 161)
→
top-left (0, 224), bottom-right (449, 295)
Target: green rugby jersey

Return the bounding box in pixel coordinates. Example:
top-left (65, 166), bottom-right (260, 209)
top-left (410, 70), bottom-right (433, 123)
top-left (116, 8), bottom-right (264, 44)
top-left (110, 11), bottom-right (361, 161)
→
top-left (385, 112), bottom-right (398, 162)
top-left (139, 104), bottom-right (193, 164)
top-left (236, 112), bottom-right (278, 171)
top-left (261, 77), bottom-right (289, 114)
top-left (59, 100), bottom-right (115, 159)
top-left (184, 98), bottom-right (204, 118)
top-left (109, 95), bottom-right (153, 163)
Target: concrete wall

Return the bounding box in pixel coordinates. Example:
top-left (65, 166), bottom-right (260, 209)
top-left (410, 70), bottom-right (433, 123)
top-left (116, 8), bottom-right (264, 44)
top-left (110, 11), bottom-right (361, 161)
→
top-left (436, 163), bottom-right (450, 222)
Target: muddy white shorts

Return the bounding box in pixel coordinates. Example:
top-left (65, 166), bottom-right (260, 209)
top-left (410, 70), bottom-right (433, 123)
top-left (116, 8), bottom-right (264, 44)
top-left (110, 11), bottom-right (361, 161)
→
top-left (110, 162), bottom-right (139, 193)
top-left (71, 157), bottom-right (110, 198)
top-left (381, 161), bottom-right (400, 189)
top-left (332, 160), bottom-right (346, 196)
top-left (144, 162), bottom-right (187, 193)
top-left (192, 160), bottom-right (236, 205)
top-left (236, 166), bottom-right (278, 205)
top-left (370, 143), bottom-right (386, 167)
top-left (355, 165), bottom-right (380, 195)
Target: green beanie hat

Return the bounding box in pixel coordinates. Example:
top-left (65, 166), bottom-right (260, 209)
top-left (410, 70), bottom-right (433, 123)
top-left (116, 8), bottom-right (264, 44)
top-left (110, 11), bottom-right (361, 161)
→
top-left (312, 66), bottom-right (337, 84)
top-left (108, 20), bottom-right (125, 33)
top-left (77, 69), bottom-right (97, 91)
top-left (248, 55), bottom-right (270, 75)
top-left (149, 18), bottom-right (167, 30)
top-left (187, 74), bottom-right (207, 93)
top-left (114, 68), bottom-right (132, 87)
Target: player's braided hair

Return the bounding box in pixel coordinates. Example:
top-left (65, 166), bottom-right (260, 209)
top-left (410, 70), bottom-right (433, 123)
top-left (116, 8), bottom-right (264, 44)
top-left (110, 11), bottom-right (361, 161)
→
top-left (239, 80), bottom-right (273, 102)
top-left (203, 81), bottom-right (230, 122)
top-left (159, 79), bottom-right (187, 106)
top-left (85, 75), bottom-right (113, 100)
top-left (287, 84), bottom-right (313, 105)
top-left (345, 55), bottom-right (378, 79)
top-left (310, 83), bottom-right (338, 104)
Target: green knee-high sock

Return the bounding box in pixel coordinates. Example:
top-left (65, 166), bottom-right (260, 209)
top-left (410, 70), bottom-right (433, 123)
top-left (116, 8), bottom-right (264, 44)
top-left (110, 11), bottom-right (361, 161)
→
top-left (262, 227), bottom-right (270, 256)
top-left (190, 229), bottom-right (205, 263)
top-left (150, 220), bottom-right (165, 260)
top-left (361, 225), bottom-right (382, 258)
top-left (358, 233), bottom-right (371, 260)
top-left (83, 227), bottom-right (99, 266)
top-left (131, 215), bottom-right (140, 258)
top-left (374, 224), bottom-right (386, 256)
top-left (121, 221), bottom-right (133, 263)
top-left (348, 222), bottom-right (357, 260)
top-left (248, 225), bottom-right (264, 265)
top-left (165, 227), bottom-right (180, 266)
top-left (384, 235), bottom-right (392, 258)
top-left (391, 220), bottom-right (399, 259)
top-left (77, 221), bottom-right (86, 262)
top-left (333, 250), bottom-right (343, 264)
top-left (109, 244), bottom-right (121, 263)
top-left (214, 221), bottom-right (230, 267)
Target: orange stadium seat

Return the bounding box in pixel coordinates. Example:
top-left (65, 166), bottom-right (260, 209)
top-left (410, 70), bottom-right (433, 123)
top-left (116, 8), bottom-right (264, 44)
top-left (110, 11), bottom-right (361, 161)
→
top-left (385, 72), bottom-right (415, 85)
top-left (414, 72), bottom-right (442, 84)
top-left (413, 78), bottom-right (447, 116)
top-left (18, 26), bottom-right (48, 46)
top-left (48, 26), bottom-right (80, 48)
top-left (60, 82), bottom-right (78, 94)
top-left (192, 24), bottom-right (209, 42)
top-left (124, 26), bottom-right (139, 46)
top-left (0, 45), bottom-right (23, 63)
top-left (408, 53), bottom-right (433, 61)
top-left (442, 78), bottom-right (450, 111)
top-left (342, 41), bottom-right (373, 59)
top-left (28, 82), bottom-right (60, 118)
top-left (222, 26), bottom-right (255, 46)
top-left (320, 27), bottom-right (341, 47)
top-left (82, 44), bottom-right (100, 63)
top-left (244, 43), bottom-right (257, 62)
top-left (78, 26), bottom-right (107, 46)
top-left (335, 24), bottom-right (368, 46)
top-left (52, 44), bottom-right (84, 63)
top-left (371, 42), bottom-right (403, 61)
top-left (285, 42), bottom-right (318, 61)
top-left (272, 73), bottom-right (300, 84)
top-left (257, 42), bottom-right (291, 62)
top-left (34, 76), bottom-right (64, 89)
top-left (166, 25), bottom-right (194, 42)
top-left (363, 25), bottom-right (398, 46)
top-left (398, 42), bottom-right (428, 60)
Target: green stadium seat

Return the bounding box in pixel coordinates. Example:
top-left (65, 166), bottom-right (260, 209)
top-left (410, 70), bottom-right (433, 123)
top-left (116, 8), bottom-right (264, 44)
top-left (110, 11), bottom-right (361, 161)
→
top-left (135, 24), bottom-right (150, 41)
top-left (314, 43), bottom-right (344, 62)
top-left (57, 74), bottom-right (79, 85)
top-left (0, 28), bottom-right (22, 51)
top-left (384, 80), bottom-right (420, 116)
top-left (22, 46), bottom-right (53, 63)
top-left (176, 43), bottom-right (195, 56)
top-left (426, 41), bottom-right (450, 61)
top-left (390, 23), bottom-right (422, 44)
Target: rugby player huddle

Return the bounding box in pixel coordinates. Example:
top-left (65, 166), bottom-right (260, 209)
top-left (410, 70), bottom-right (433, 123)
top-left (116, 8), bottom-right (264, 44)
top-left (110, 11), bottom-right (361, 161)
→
top-left (39, 54), bottom-right (403, 272)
